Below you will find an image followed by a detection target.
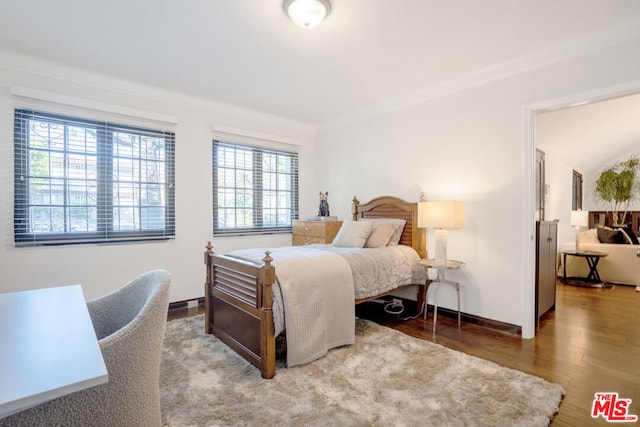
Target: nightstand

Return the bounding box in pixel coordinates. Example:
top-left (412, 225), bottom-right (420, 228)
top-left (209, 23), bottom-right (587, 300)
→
top-left (419, 259), bottom-right (464, 334)
top-left (292, 220), bottom-right (343, 246)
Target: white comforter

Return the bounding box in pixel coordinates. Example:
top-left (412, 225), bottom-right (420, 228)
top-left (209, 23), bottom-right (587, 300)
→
top-left (225, 244), bottom-right (426, 367)
top-left (314, 244), bottom-right (428, 300)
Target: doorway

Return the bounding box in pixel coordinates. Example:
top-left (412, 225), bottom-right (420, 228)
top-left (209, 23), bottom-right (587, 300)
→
top-left (522, 83), bottom-right (640, 338)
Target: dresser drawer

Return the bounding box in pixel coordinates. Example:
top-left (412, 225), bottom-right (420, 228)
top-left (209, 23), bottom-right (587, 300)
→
top-left (292, 234), bottom-right (326, 246)
top-left (292, 220), bottom-right (343, 245)
top-left (293, 221), bottom-right (327, 237)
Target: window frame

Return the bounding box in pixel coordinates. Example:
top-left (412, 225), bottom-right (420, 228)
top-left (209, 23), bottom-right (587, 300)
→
top-left (212, 139), bottom-right (299, 236)
top-left (14, 109), bottom-right (176, 246)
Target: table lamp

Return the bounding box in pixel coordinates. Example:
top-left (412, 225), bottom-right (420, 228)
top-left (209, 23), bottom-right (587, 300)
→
top-left (418, 200), bottom-right (464, 266)
top-left (570, 210), bottom-right (589, 251)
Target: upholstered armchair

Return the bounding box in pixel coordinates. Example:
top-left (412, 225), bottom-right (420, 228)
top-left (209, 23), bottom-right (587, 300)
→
top-left (0, 269), bottom-right (171, 427)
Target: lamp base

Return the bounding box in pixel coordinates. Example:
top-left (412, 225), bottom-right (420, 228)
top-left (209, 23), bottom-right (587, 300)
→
top-left (434, 229), bottom-right (448, 266)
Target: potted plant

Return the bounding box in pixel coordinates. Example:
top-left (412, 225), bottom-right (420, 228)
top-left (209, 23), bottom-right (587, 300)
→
top-left (594, 156), bottom-right (639, 225)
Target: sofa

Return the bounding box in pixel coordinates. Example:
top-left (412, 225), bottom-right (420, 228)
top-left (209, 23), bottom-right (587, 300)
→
top-left (559, 227), bottom-right (640, 289)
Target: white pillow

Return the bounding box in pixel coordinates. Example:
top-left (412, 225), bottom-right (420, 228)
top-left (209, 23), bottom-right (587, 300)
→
top-left (332, 221), bottom-right (374, 248)
top-left (364, 222), bottom-right (398, 248)
top-left (372, 218), bottom-right (406, 245)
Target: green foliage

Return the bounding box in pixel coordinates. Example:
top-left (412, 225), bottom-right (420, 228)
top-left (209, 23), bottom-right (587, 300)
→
top-left (594, 156), bottom-right (640, 220)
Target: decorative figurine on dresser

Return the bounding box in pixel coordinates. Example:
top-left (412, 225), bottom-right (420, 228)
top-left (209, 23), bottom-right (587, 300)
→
top-left (318, 191), bottom-right (330, 217)
top-left (294, 192), bottom-right (340, 246)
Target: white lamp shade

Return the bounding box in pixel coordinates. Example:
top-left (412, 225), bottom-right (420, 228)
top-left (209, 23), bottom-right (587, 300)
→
top-left (284, 0), bottom-right (331, 28)
top-left (418, 201), bottom-right (464, 229)
top-left (570, 210), bottom-right (589, 228)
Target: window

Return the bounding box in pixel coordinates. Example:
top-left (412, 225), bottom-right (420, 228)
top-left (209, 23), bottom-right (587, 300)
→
top-left (14, 109), bottom-right (175, 246)
top-left (572, 170), bottom-right (583, 210)
top-left (213, 140), bottom-right (298, 235)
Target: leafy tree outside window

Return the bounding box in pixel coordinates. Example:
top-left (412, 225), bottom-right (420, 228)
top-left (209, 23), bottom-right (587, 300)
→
top-left (14, 109), bottom-right (175, 246)
top-left (213, 140), bottom-right (298, 236)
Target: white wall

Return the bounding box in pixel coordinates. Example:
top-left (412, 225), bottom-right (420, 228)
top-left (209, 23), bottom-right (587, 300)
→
top-left (315, 37), bottom-right (640, 331)
top-left (2, 35), bottom-right (640, 335)
top-left (542, 152), bottom-right (576, 246)
top-left (0, 50), bottom-right (317, 302)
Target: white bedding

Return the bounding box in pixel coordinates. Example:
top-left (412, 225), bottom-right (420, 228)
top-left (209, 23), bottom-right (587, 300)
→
top-left (225, 244), bottom-right (426, 367)
top-left (313, 244), bottom-right (428, 299)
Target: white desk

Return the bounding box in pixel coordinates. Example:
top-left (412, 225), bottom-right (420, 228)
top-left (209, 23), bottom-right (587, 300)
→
top-left (0, 285), bottom-right (108, 418)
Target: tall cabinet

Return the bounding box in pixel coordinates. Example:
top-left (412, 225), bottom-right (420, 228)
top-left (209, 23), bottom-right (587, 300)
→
top-left (535, 220), bottom-right (558, 325)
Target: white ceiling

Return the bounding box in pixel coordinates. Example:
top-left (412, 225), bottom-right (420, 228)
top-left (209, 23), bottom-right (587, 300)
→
top-left (1, 0), bottom-right (640, 127)
top-left (536, 92), bottom-right (640, 173)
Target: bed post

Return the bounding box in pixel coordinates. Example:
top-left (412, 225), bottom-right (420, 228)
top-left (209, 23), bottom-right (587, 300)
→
top-left (259, 251), bottom-right (276, 379)
top-left (417, 192), bottom-right (427, 259)
top-left (352, 196), bottom-right (359, 220)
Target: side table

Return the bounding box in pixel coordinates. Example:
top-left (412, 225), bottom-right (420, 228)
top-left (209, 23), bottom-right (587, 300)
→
top-left (561, 250), bottom-right (608, 288)
top-left (419, 259), bottom-right (464, 334)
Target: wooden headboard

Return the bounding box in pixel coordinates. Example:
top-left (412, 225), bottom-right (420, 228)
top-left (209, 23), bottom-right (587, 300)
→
top-left (352, 195), bottom-right (425, 259)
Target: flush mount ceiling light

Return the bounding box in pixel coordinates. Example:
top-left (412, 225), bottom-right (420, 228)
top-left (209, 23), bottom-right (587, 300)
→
top-left (283, 0), bottom-right (331, 29)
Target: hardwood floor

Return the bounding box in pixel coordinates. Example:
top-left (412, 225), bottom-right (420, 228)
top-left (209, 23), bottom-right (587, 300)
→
top-left (168, 281), bottom-right (640, 425)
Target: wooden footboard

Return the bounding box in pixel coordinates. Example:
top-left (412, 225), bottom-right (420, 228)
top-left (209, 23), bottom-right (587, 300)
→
top-left (204, 242), bottom-right (276, 378)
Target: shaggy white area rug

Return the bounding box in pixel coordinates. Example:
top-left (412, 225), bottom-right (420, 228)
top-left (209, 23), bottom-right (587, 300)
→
top-left (160, 315), bottom-right (563, 426)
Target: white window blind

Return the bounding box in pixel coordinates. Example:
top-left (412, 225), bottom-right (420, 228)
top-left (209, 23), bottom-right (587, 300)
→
top-left (213, 140), bottom-right (299, 236)
top-left (14, 109), bottom-right (176, 246)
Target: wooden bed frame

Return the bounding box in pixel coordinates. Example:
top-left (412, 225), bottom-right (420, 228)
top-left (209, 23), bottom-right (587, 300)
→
top-left (204, 195), bottom-right (426, 378)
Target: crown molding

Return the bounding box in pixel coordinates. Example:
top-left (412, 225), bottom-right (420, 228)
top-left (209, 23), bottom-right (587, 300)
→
top-left (211, 124), bottom-right (302, 152)
top-left (2, 15), bottom-right (639, 137)
top-left (319, 18), bottom-right (640, 131)
top-left (9, 85), bottom-right (179, 128)
top-left (0, 49), bottom-right (316, 137)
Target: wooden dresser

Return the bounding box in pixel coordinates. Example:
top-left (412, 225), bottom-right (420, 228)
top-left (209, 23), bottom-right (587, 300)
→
top-left (292, 220), bottom-right (343, 246)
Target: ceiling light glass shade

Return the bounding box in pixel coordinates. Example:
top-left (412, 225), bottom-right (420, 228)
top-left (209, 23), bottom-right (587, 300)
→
top-left (283, 0), bottom-right (331, 29)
